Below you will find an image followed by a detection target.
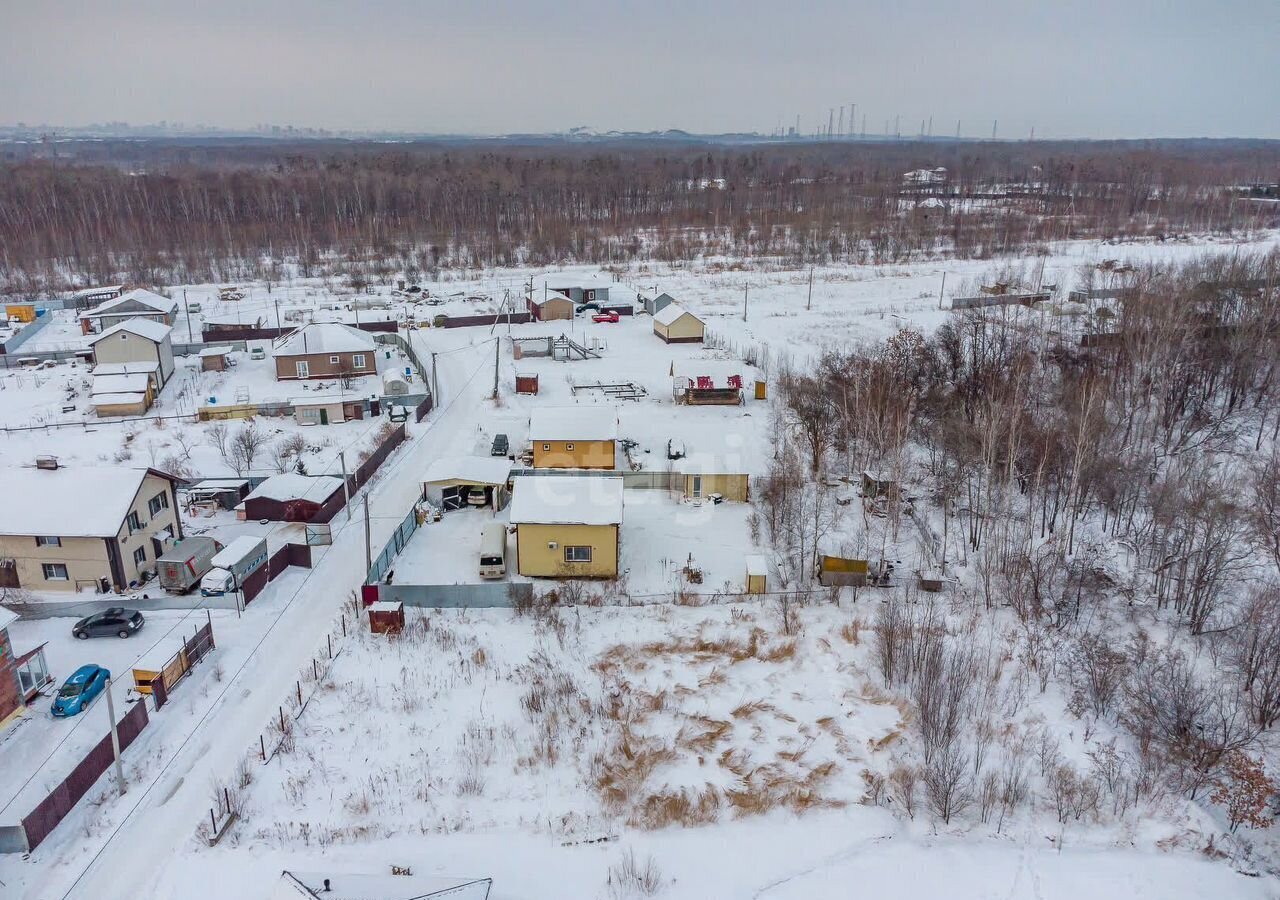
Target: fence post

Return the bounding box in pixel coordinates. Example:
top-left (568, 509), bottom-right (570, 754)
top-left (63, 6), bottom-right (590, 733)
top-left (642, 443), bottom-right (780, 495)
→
top-left (312, 659), bottom-right (318, 680)
top-left (327, 635), bottom-right (332, 659)
top-left (296, 682), bottom-right (302, 707)
top-left (260, 734), bottom-right (266, 761)
top-left (279, 706), bottom-right (285, 732)
top-left (211, 809), bottom-right (217, 834)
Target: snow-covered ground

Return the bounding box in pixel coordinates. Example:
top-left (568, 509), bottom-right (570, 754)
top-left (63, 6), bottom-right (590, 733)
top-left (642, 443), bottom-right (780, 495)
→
top-left (3, 230), bottom-right (1280, 899)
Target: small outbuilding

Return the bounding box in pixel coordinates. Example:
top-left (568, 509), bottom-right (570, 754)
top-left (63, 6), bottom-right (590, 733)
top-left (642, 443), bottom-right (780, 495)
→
top-left (292, 395), bottom-right (366, 426)
top-left (526, 290), bottom-right (574, 322)
top-left (642, 292), bottom-right (677, 316)
top-left (745, 555), bottom-right (769, 594)
top-left (239, 474), bottom-right (346, 523)
top-left (529, 406), bottom-right (618, 469)
top-left (199, 346), bottom-right (232, 372)
top-left (652, 304), bottom-right (705, 343)
top-left (367, 600), bottom-right (405, 634)
top-left (422, 456), bottom-right (513, 511)
top-left (509, 476), bottom-right (624, 578)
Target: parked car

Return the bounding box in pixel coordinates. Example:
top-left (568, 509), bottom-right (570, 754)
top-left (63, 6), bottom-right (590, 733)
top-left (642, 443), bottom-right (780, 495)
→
top-left (51, 665), bottom-right (110, 717)
top-left (491, 433), bottom-right (509, 456)
top-left (576, 302), bottom-right (602, 315)
top-left (465, 487), bottom-right (488, 506)
top-left (73, 607), bottom-right (144, 640)
top-left (592, 311), bottom-right (620, 323)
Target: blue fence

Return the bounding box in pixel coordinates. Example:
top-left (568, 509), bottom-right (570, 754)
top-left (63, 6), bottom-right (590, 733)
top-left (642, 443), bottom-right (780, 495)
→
top-left (367, 503), bottom-right (421, 585)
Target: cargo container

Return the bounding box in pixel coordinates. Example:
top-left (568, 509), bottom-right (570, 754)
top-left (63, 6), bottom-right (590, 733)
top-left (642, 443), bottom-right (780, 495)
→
top-left (156, 537), bottom-right (222, 593)
top-left (200, 535), bottom-right (269, 596)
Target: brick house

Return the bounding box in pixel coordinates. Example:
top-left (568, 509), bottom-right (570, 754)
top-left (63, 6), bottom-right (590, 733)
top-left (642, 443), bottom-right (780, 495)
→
top-left (272, 323), bottom-right (378, 381)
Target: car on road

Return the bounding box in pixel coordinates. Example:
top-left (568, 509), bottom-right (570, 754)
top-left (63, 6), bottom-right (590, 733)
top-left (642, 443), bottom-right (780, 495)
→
top-left (591, 311), bottom-right (620, 323)
top-left (73, 608), bottom-right (145, 640)
top-left (491, 433), bottom-right (509, 457)
top-left (51, 664), bottom-right (111, 718)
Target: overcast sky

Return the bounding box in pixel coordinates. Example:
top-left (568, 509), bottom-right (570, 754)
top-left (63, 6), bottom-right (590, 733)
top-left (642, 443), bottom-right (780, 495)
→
top-left (2, 0), bottom-right (1277, 139)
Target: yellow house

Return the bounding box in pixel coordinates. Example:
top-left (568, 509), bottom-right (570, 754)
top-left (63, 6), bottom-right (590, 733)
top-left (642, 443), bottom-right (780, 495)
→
top-left (529, 406), bottom-right (618, 469)
top-left (0, 464), bottom-right (183, 592)
top-left (508, 476), bottom-right (623, 578)
top-left (653, 303), bottom-right (705, 343)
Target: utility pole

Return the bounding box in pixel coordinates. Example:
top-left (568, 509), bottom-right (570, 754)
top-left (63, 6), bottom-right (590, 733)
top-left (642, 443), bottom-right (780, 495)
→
top-left (938, 272), bottom-right (947, 310)
top-left (992, 119), bottom-right (998, 141)
top-left (743, 282), bottom-right (749, 322)
top-left (105, 678), bottom-right (126, 796)
top-left (956, 120), bottom-right (961, 139)
top-left (430, 351), bottom-right (439, 400)
top-left (491, 337), bottom-right (499, 400)
top-left (363, 494), bottom-right (372, 577)
top-left (273, 296), bottom-right (281, 331)
top-left (806, 268), bottom-right (814, 311)
top-left (183, 290), bottom-right (194, 344)
top-left (850, 103), bottom-right (856, 138)
top-left (339, 450), bottom-right (352, 521)
top-left (827, 108), bottom-right (834, 139)
top-left (837, 106), bottom-right (844, 139)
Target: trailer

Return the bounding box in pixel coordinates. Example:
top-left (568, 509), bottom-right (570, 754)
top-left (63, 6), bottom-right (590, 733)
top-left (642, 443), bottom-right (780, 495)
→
top-left (200, 535), bottom-right (269, 597)
top-left (156, 537), bottom-right (222, 593)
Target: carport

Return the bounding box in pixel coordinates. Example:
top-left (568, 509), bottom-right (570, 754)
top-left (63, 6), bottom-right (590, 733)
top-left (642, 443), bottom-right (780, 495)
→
top-left (422, 457), bottom-right (513, 512)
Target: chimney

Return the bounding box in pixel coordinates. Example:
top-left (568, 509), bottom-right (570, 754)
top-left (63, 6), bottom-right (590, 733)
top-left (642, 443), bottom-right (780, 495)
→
top-left (35, 455), bottom-right (59, 470)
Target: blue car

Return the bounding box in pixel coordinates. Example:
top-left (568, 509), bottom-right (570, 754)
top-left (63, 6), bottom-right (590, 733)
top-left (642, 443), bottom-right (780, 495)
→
top-left (51, 664), bottom-right (110, 718)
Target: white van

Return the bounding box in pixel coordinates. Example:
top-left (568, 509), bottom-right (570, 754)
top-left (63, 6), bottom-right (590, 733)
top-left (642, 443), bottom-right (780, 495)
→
top-left (478, 524), bottom-right (507, 579)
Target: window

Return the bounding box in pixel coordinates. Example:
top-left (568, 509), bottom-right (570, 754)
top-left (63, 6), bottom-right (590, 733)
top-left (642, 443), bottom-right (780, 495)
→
top-left (148, 490), bottom-right (169, 516)
top-left (126, 511), bottom-right (142, 533)
top-left (133, 546), bottom-right (147, 566)
top-left (120, 333), bottom-right (129, 340)
top-left (35, 536), bottom-right (61, 547)
top-left (42, 563), bottom-right (69, 581)
top-left (564, 545), bottom-right (592, 563)
top-left (352, 354), bottom-right (367, 369)
top-left (542, 443), bottom-right (550, 451)
top-left (296, 360), bottom-right (310, 378)
top-left (566, 443), bottom-right (575, 451)
top-left (329, 355), bottom-right (340, 364)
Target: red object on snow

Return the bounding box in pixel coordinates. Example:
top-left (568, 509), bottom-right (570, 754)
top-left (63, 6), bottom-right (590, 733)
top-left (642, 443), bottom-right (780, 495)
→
top-left (592, 311), bottom-right (620, 323)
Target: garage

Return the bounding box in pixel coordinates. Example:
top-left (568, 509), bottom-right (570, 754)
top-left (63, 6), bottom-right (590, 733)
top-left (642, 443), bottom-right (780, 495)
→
top-left (422, 457), bottom-right (513, 512)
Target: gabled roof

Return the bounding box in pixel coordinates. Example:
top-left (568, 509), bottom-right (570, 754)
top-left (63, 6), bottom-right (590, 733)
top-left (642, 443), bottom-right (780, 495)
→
top-left (0, 606), bottom-right (18, 633)
top-left (274, 323), bottom-right (377, 357)
top-left (529, 290), bottom-right (573, 307)
top-left (529, 406), bottom-right (618, 442)
top-left (0, 466), bottom-right (176, 538)
top-left (244, 474), bottom-right (344, 504)
top-left (91, 373), bottom-right (152, 394)
top-left (423, 456), bottom-right (513, 486)
top-left (81, 289), bottom-right (175, 318)
top-left (509, 476), bottom-right (624, 525)
top-left (654, 303), bottom-right (702, 327)
top-left (88, 318), bottom-right (173, 345)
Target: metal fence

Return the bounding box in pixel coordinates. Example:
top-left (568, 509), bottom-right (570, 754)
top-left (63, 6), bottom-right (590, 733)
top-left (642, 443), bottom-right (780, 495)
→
top-left (152, 621), bottom-right (216, 710)
top-left (367, 504), bottom-right (421, 585)
top-left (17, 700), bottom-right (149, 852)
top-left (507, 468), bottom-right (680, 491)
top-left (0, 315), bottom-right (53, 355)
top-left (5, 593), bottom-right (240, 620)
top-left (374, 582), bottom-right (534, 608)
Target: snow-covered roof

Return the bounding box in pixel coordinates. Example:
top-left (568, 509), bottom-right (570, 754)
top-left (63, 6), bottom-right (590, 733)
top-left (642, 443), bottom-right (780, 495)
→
top-left (198, 346), bottom-right (231, 357)
top-left (92, 361), bottom-right (158, 375)
top-left (423, 456), bottom-right (513, 486)
top-left (245, 474), bottom-right (344, 504)
top-left (670, 359), bottom-right (753, 387)
top-left (88, 318), bottom-right (173, 345)
top-left (746, 554), bottom-right (769, 576)
top-left (534, 274), bottom-right (612, 290)
top-left (654, 303), bottom-right (701, 327)
top-left (529, 290), bottom-right (572, 307)
top-left (71, 284), bottom-right (124, 300)
top-left (0, 466), bottom-right (172, 538)
top-left (81, 289), bottom-right (175, 318)
top-left (529, 406), bottom-right (618, 442)
top-left (92, 373), bottom-right (151, 394)
top-left (290, 394), bottom-right (356, 407)
top-left (91, 392), bottom-right (148, 405)
top-left (211, 535), bottom-right (266, 568)
top-left (274, 323), bottom-right (377, 357)
top-left (273, 871), bottom-right (492, 900)
top-left (509, 476), bottom-right (624, 526)
top-left (0, 606), bottom-right (18, 633)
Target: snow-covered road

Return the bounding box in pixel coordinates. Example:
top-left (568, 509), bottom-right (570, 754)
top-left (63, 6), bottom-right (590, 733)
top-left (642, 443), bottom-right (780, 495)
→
top-left (3, 333), bottom-right (495, 900)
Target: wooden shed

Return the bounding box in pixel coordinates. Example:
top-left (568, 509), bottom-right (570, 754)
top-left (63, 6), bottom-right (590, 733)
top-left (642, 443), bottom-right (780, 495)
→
top-left (368, 600), bottom-right (405, 634)
top-left (653, 304), bottom-right (705, 343)
top-left (745, 555), bottom-right (769, 594)
top-left (818, 555), bottom-right (870, 587)
top-left (200, 347), bottom-right (231, 372)
top-left (515, 373), bottom-right (539, 395)
top-left (527, 290), bottom-right (574, 321)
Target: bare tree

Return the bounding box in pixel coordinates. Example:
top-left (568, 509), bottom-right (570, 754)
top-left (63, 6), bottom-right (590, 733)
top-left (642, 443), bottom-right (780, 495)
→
top-left (227, 421), bottom-right (268, 476)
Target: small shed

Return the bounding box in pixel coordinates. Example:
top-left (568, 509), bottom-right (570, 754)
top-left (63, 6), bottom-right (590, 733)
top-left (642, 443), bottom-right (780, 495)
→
top-left (653, 304), bottom-right (705, 343)
top-left (818, 555), bottom-right (870, 587)
top-left (861, 471), bottom-right (899, 502)
top-left (918, 571), bottom-right (945, 593)
top-left (642, 292), bottom-right (678, 316)
top-left (515, 373), bottom-right (539, 395)
top-left (368, 600), bottom-right (405, 634)
top-left (91, 391), bottom-right (150, 417)
top-left (745, 555), bottom-right (769, 594)
top-left (240, 474), bottom-right (346, 522)
top-left (381, 370), bottom-right (410, 397)
top-left (199, 346), bottom-right (231, 372)
top-left (292, 395), bottom-right (365, 425)
top-left (527, 290), bottom-right (574, 321)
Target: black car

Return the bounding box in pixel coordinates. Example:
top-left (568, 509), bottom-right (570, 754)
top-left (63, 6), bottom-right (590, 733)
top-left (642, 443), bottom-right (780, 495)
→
top-left (576, 302), bottom-right (601, 315)
top-left (73, 608), bottom-right (144, 640)
top-left (491, 433), bottom-right (510, 457)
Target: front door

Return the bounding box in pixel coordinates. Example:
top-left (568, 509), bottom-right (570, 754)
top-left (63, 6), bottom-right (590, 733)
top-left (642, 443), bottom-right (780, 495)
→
top-left (691, 475), bottom-right (702, 498)
top-left (319, 408), bottom-right (329, 425)
top-left (296, 360), bottom-right (310, 379)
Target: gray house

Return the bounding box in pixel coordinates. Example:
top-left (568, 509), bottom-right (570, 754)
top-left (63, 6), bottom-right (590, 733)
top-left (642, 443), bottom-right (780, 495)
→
top-left (79, 289), bottom-right (177, 335)
top-left (538, 278), bottom-right (610, 306)
top-left (642, 292), bottom-right (677, 316)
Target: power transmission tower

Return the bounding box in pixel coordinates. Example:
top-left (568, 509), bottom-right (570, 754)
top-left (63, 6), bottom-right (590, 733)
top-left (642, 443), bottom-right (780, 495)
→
top-left (827, 108), bottom-right (834, 139)
top-left (837, 106), bottom-right (844, 138)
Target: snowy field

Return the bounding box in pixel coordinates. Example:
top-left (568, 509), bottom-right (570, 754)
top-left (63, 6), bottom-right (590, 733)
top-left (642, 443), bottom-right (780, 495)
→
top-left (2, 229), bottom-right (1280, 900)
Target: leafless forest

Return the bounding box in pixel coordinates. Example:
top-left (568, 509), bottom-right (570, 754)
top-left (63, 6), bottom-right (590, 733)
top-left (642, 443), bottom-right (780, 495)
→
top-left (0, 137), bottom-right (1276, 292)
top-left (757, 249), bottom-right (1280, 837)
